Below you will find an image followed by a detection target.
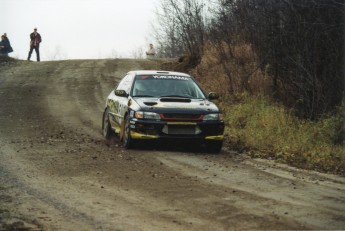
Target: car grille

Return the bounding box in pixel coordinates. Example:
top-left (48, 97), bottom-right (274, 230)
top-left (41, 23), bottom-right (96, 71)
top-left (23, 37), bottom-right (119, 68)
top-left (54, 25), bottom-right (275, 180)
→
top-left (161, 113), bottom-right (203, 121)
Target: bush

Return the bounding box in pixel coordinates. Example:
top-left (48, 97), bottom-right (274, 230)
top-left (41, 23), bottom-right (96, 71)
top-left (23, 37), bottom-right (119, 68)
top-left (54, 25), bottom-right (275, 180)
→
top-left (169, 36), bottom-right (344, 176)
top-left (224, 95), bottom-right (345, 175)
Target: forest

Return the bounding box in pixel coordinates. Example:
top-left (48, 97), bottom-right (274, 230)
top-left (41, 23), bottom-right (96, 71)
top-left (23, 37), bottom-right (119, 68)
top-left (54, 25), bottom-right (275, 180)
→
top-left (153, 0), bottom-right (345, 174)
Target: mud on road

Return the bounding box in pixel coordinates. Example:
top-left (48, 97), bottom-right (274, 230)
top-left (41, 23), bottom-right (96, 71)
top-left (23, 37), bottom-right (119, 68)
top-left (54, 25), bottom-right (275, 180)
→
top-left (0, 59), bottom-right (344, 231)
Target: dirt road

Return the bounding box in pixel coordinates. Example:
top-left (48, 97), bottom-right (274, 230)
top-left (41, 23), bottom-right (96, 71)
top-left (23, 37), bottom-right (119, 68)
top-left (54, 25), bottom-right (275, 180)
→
top-left (0, 59), bottom-right (344, 231)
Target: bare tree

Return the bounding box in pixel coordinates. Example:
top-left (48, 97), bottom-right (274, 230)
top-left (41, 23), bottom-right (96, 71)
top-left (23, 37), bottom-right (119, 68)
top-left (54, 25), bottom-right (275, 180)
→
top-left (212, 0), bottom-right (345, 119)
top-left (130, 46), bottom-right (144, 59)
top-left (152, 0), bottom-right (344, 118)
top-left (153, 0), bottom-right (208, 66)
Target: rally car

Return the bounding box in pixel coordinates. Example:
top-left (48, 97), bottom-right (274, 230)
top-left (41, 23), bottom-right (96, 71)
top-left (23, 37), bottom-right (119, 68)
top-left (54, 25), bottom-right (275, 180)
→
top-left (102, 70), bottom-right (224, 152)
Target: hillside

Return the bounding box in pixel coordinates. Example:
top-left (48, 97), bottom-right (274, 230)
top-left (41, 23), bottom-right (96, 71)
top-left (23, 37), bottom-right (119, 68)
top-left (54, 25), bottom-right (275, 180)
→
top-left (0, 58), bottom-right (344, 230)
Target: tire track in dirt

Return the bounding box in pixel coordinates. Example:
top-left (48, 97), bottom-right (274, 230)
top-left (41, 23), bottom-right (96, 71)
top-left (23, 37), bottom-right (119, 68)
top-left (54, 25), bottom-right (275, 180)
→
top-left (1, 59), bottom-right (344, 230)
top-left (156, 153), bottom-right (345, 229)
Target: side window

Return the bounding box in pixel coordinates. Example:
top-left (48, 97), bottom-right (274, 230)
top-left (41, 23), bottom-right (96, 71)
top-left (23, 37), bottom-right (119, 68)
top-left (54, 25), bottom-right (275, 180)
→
top-left (116, 74), bottom-right (133, 93)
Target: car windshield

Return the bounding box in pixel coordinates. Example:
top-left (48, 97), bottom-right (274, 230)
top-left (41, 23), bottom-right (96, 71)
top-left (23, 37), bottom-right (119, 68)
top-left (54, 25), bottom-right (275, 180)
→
top-left (131, 75), bottom-right (206, 99)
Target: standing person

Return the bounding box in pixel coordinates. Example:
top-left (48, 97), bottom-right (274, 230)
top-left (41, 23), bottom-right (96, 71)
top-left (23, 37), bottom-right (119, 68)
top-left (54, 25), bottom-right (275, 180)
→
top-left (145, 43), bottom-right (156, 59)
top-left (27, 27), bottom-right (42, 62)
top-left (0, 34), bottom-right (13, 57)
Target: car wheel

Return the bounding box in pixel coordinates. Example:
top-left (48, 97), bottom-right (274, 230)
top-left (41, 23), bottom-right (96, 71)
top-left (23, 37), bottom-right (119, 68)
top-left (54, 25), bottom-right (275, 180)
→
top-left (123, 115), bottom-right (134, 149)
top-left (205, 140), bottom-right (223, 153)
top-left (102, 109), bottom-right (114, 139)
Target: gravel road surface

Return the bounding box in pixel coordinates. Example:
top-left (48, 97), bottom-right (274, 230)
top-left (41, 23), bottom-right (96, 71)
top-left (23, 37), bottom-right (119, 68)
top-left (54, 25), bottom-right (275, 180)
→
top-left (0, 59), bottom-right (344, 230)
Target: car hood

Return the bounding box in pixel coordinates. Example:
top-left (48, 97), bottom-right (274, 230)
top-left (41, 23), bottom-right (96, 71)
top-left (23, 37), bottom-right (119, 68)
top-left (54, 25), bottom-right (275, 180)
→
top-left (132, 97), bottom-right (220, 113)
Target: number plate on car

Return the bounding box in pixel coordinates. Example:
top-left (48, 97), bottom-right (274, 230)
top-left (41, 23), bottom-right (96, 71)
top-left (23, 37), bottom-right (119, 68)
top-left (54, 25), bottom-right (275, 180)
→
top-left (162, 125), bottom-right (196, 135)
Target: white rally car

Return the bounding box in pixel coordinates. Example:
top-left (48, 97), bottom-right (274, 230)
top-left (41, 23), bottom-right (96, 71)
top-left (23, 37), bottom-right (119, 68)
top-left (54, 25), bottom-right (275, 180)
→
top-left (102, 70), bottom-right (225, 152)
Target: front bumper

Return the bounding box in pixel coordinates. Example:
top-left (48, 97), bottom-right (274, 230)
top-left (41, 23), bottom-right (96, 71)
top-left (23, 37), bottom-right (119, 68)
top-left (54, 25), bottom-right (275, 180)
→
top-left (129, 119), bottom-right (224, 140)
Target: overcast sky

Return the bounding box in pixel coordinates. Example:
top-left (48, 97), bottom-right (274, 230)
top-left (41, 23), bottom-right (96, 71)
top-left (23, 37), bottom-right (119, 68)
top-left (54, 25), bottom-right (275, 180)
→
top-left (3, 0), bottom-right (158, 60)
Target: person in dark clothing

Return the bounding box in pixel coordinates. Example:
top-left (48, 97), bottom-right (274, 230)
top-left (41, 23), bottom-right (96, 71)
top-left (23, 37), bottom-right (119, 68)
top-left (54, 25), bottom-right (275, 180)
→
top-left (0, 34), bottom-right (13, 56)
top-left (3, 33), bottom-right (13, 53)
top-left (27, 28), bottom-right (42, 62)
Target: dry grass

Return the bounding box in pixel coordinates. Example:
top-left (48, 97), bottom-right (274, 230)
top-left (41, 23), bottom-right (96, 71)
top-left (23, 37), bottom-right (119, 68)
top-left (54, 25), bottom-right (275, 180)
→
top-left (188, 43), bottom-right (345, 175)
top-left (191, 43), bottom-right (271, 97)
top-left (0, 56), bottom-right (17, 63)
top-left (224, 95), bottom-right (345, 175)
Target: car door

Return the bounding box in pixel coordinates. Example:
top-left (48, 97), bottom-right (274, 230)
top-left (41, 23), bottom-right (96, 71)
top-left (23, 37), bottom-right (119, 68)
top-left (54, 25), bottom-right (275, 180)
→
top-left (112, 74), bottom-right (134, 128)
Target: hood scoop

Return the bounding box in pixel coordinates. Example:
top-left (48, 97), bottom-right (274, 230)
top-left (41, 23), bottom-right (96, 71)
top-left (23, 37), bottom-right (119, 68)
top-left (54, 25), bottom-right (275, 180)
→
top-left (144, 102), bottom-right (158, 106)
top-left (160, 97), bottom-right (191, 103)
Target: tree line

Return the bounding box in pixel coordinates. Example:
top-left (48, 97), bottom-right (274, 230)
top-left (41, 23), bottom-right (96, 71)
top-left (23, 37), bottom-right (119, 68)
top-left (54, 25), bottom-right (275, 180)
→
top-left (153, 0), bottom-right (345, 119)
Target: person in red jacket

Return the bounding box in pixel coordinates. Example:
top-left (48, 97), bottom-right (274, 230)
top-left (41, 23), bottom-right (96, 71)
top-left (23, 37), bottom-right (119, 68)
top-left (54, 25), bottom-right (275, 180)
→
top-left (27, 28), bottom-right (42, 62)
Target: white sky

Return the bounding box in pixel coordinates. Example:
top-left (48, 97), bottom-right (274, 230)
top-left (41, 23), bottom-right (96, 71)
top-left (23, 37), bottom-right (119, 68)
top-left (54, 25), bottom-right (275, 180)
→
top-left (2, 0), bottom-right (158, 60)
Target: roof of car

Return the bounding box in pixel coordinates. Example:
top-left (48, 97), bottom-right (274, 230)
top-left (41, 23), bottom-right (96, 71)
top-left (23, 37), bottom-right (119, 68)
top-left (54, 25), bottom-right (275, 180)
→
top-left (128, 70), bottom-right (191, 77)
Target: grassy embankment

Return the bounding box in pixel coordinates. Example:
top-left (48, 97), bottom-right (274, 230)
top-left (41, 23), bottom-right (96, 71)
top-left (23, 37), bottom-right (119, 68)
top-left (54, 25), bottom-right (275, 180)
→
top-left (190, 44), bottom-right (345, 175)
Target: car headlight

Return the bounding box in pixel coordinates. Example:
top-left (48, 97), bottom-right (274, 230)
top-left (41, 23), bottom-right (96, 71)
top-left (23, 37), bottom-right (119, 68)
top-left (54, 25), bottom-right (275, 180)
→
top-left (203, 113), bottom-right (223, 121)
top-left (134, 111), bottom-right (160, 120)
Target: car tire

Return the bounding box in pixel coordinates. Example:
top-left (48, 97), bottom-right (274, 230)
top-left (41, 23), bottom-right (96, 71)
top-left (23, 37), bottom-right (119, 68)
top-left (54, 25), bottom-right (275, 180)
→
top-left (205, 140), bottom-right (223, 153)
top-left (102, 109), bottom-right (114, 139)
top-left (123, 115), bottom-right (134, 149)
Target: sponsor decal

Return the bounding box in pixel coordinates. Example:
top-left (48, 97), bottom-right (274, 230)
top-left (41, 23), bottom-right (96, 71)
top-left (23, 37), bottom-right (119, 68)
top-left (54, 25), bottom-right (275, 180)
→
top-left (152, 75), bottom-right (189, 81)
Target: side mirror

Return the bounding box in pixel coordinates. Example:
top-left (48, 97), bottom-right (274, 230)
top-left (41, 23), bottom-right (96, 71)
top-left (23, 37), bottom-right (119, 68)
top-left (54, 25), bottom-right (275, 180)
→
top-left (208, 92), bottom-right (219, 100)
top-left (115, 89), bottom-right (128, 97)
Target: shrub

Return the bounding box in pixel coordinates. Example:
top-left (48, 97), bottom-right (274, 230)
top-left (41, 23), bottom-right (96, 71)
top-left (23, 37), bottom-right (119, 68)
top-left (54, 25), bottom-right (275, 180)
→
top-left (224, 95), bottom-right (345, 175)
